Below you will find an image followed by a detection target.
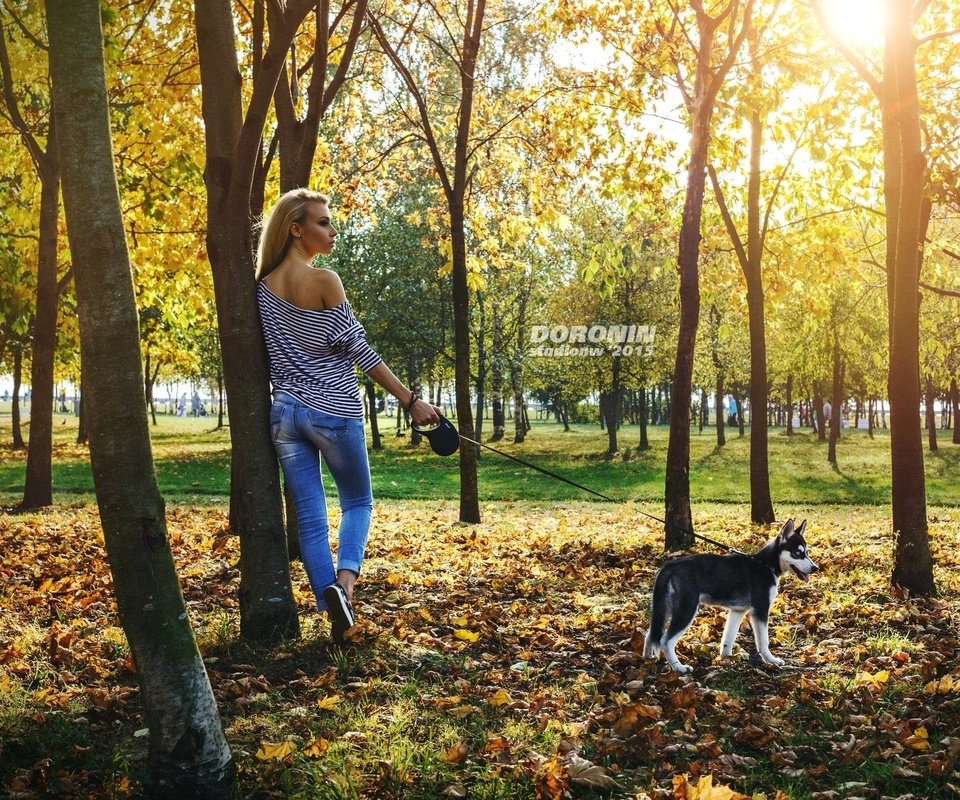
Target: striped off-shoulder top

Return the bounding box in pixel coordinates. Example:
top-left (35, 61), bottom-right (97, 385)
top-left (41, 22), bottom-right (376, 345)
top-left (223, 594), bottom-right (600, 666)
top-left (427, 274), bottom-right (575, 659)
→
top-left (257, 282), bottom-right (383, 418)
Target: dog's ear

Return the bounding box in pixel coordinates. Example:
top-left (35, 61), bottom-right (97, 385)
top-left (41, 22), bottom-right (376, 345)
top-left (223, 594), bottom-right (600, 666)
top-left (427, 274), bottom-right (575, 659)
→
top-left (779, 518), bottom-right (795, 538)
top-left (796, 519), bottom-right (807, 536)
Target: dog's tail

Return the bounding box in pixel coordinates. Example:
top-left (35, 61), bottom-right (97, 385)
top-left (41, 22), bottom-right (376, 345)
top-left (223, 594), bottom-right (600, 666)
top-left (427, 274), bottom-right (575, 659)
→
top-left (643, 568), bottom-right (671, 659)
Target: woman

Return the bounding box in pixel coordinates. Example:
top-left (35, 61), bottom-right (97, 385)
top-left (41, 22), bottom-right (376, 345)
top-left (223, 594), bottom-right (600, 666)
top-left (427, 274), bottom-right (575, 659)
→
top-left (255, 188), bottom-right (441, 643)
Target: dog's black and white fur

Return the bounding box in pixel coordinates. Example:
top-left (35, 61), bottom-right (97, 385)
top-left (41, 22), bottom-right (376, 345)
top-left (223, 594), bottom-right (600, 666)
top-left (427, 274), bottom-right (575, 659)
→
top-left (643, 518), bottom-right (817, 673)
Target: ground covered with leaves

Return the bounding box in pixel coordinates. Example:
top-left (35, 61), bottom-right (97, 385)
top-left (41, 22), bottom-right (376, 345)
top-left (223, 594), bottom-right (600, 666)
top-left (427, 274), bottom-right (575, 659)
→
top-left (1, 501), bottom-right (959, 799)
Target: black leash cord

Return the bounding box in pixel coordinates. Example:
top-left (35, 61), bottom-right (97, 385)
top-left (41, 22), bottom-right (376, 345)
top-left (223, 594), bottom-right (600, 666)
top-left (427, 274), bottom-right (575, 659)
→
top-left (455, 432), bottom-right (747, 555)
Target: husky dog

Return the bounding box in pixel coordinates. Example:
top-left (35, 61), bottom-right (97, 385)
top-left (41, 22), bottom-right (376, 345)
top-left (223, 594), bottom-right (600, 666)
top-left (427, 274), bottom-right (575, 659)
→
top-left (643, 518), bottom-right (817, 673)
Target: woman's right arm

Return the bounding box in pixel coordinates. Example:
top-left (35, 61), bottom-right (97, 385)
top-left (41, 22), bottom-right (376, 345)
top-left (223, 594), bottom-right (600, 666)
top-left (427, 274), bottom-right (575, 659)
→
top-left (366, 362), bottom-right (441, 427)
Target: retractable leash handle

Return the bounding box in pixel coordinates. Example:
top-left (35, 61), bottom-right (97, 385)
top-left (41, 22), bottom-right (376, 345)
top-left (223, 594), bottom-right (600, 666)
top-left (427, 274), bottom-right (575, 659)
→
top-left (411, 415), bottom-right (460, 456)
top-left (420, 420), bottom-right (743, 555)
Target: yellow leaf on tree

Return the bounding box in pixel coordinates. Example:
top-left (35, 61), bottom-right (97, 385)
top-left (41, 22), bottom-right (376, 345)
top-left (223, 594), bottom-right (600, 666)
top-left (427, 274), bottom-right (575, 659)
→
top-left (256, 739), bottom-right (297, 761)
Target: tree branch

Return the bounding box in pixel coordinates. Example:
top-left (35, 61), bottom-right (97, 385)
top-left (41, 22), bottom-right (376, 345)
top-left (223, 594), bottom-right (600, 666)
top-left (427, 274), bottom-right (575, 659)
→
top-left (808, 0), bottom-right (881, 97)
top-left (707, 163), bottom-right (749, 271)
top-left (919, 281), bottom-right (960, 299)
top-left (367, 10), bottom-right (453, 199)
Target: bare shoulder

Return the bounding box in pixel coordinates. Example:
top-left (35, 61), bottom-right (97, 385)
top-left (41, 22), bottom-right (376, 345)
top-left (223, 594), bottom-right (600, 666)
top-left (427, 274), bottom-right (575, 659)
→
top-left (314, 269), bottom-right (347, 308)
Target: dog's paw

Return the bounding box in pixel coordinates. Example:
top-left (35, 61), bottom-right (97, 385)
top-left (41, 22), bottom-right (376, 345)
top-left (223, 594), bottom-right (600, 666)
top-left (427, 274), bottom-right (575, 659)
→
top-left (670, 662), bottom-right (692, 674)
top-left (761, 655), bottom-right (784, 668)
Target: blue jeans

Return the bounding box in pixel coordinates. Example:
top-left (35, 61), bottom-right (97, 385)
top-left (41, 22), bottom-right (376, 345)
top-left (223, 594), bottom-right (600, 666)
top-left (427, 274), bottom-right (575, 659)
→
top-left (270, 392), bottom-right (373, 612)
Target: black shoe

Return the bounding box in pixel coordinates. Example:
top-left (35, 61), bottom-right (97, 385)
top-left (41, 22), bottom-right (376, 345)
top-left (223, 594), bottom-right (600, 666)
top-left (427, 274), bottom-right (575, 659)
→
top-left (323, 583), bottom-right (355, 645)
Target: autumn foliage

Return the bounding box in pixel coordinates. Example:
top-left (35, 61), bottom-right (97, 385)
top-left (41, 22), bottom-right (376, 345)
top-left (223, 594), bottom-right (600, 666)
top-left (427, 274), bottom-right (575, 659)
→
top-left (2, 501), bottom-right (959, 798)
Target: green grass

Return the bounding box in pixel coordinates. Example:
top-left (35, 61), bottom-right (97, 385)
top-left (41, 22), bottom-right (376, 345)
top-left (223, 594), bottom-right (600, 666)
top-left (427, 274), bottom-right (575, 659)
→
top-left (1, 410), bottom-right (958, 507)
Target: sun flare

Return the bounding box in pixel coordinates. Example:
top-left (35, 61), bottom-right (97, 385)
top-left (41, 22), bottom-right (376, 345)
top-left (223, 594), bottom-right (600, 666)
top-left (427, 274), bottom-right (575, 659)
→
top-left (820, 0), bottom-right (887, 47)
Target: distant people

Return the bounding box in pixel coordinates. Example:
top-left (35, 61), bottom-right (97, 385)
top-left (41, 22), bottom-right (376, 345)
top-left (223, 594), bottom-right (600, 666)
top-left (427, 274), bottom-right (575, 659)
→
top-left (191, 391), bottom-right (202, 416)
top-left (177, 393), bottom-right (187, 417)
top-left (823, 400), bottom-right (832, 428)
top-left (727, 396), bottom-right (738, 426)
top-left (255, 188), bottom-right (441, 644)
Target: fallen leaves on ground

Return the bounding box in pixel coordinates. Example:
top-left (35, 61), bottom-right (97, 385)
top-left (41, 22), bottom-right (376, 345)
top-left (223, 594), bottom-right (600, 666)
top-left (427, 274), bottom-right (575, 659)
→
top-left (1, 501), bottom-right (960, 799)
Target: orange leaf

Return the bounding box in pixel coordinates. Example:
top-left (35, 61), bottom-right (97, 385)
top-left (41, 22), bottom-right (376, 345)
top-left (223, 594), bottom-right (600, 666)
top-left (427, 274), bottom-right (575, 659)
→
top-left (303, 737), bottom-right (329, 758)
top-left (440, 741), bottom-right (469, 764)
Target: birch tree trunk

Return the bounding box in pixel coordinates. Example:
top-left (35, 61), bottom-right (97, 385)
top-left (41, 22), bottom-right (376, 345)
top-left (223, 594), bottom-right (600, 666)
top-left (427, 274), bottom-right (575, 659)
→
top-left (46, 2), bottom-right (235, 794)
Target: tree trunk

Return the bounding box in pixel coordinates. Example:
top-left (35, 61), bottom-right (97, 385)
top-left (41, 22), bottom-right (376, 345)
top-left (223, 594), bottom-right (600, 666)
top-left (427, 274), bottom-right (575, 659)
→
top-left (11, 349), bottom-right (24, 450)
top-left (284, 482), bottom-right (300, 562)
top-left (22, 171), bottom-right (61, 509)
top-left (952, 378), bottom-right (960, 445)
top-left (274, 0), bottom-right (368, 191)
top-left (638, 385), bottom-right (650, 451)
top-left (76, 381), bottom-right (88, 445)
top-left (926, 375), bottom-right (938, 453)
top-left (450, 200), bottom-right (480, 520)
top-left (715, 375), bottom-right (726, 448)
top-left (665, 110), bottom-right (709, 548)
top-left (366, 380), bottom-right (382, 450)
top-left (602, 357), bottom-right (621, 456)
top-left (814, 381), bottom-right (826, 441)
top-left (46, 2), bottom-right (236, 794)
top-left (490, 313), bottom-right (505, 442)
top-left (884, 0), bottom-right (933, 594)
top-left (194, 0), bottom-right (308, 642)
top-left (473, 295), bottom-right (486, 446)
top-left (785, 374), bottom-right (794, 436)
top-left (828, 333), bottom-right (842, 465)
top-left (735, 386), bottom-right (745, 437)
top-left (510, 360), bottom-right (525, 444)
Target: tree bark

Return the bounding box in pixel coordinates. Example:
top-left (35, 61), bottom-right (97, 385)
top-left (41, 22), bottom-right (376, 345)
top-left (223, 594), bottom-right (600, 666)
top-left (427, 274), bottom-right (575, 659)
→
top-left (366, 380), bottom-right (382, 450)
top-left (11, 348), bottom-right (24, 450)
top-left (664, 1), bottom-right (753, 548)
top-left (665, 98), bottom-right (707, 548)
top-left (635, 385), bottom-right (648, 451)
top-left (884, 0), bottom-right (933, 594)
top-left (814, 381), bottom-right (826, 441)
top-left (21, 170), bottom-right (60, 508)
top-left (274, 0), bottom-right (368, 191)
top-left (194, 0), bottom-right (310, 642)
top-left (602, 356), bottom-right (621, 456)
top-left (743, 101), bottom-right (773, 522)
top-left (46, 2), bottom-right (236, 794)
top-left (925, 375), bottom-right (938, 453)
top-left (510, 361), bottom-right (526, 444)
top-left (785, 374), bottom-right (794, 436)
top-left (715, 375), bottom-right (726, 448)
top-left (828, 332), bottom-right (842, 465)
top-left (0, 15), bottom-right (61, 506)
top-left (952, 378), bottom-right (960, 445)
top-left (490, 312), bottom-right (505, 441)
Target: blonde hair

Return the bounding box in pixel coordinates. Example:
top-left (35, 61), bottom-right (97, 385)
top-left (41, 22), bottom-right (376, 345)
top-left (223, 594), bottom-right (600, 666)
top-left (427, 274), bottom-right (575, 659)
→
top-left (255, 188), bottom-right (330, 282)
